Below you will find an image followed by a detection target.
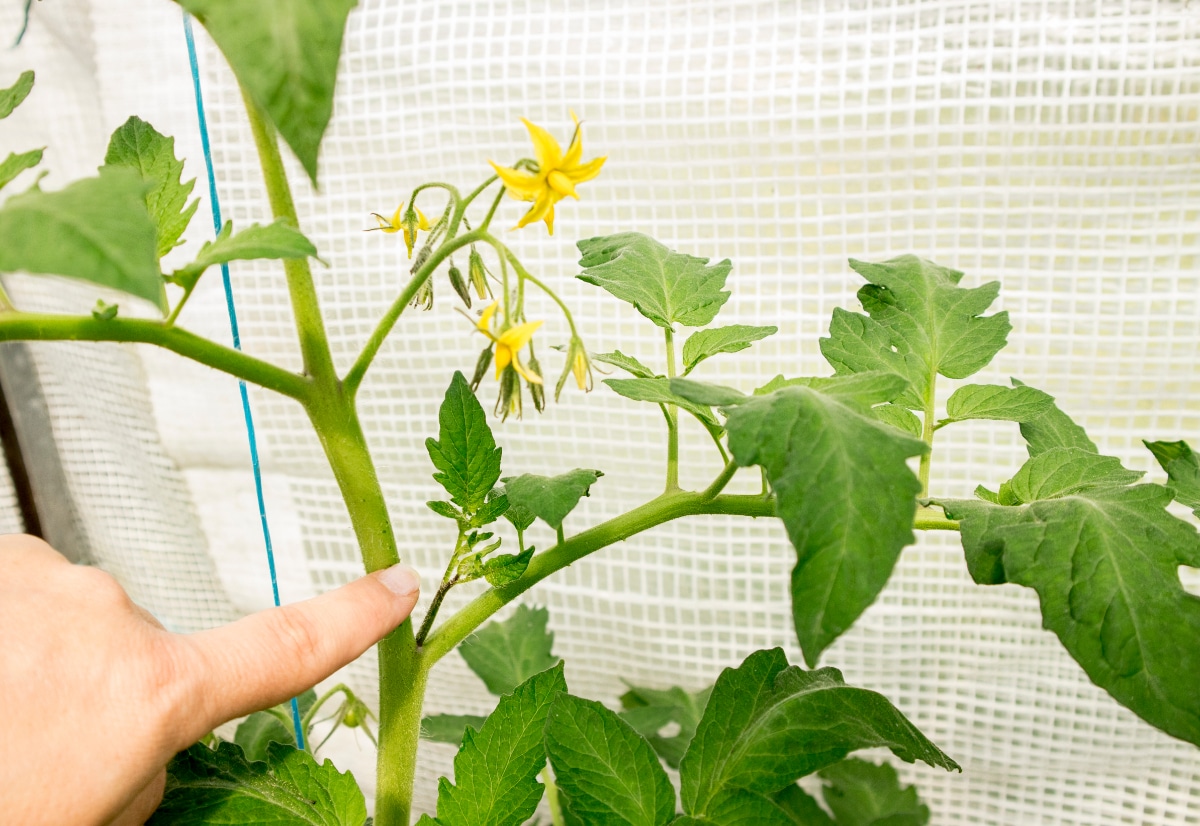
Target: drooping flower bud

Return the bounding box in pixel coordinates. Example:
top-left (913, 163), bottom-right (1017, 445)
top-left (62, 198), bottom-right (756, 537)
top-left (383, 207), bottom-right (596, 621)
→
top-left (470, 346), bottom-right (494, 391)
top-left (401, 203), bottom-right (422, 257)
top-left (496, 365), bottom-right (523, 421)
top-left (448, 262), bottom-right (471, 308)
top-left (468, 247), bottom-right (490, 299)
top-left (555, 336), bottom-right (593, 400)
top-left (526, 348), bottom-right (546, 413)
top-left (410, 277), bottom-right (433, 310)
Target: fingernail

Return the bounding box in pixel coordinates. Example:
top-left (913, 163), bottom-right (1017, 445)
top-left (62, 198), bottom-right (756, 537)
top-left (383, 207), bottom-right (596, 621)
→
top-left (378, 564), bottom-right (421, 597)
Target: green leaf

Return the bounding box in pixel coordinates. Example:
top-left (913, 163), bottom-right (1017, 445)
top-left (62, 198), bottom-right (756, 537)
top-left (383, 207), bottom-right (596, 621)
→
top-left (459, 604), bottom-right (558, 696)
top-left (619, 683), bottom-right (712, 769)
top-left (1010, 378), bottom-right (1097, 457)
top-left (425, 663), bottom-right (567, 826)
top-left (545, 693), bottom-right (676, 826)
top-left (0, 70), bottom-right (34, 119)
top-left (426, 372), bottom-right (502, 512)
top-left (820, 257), bottom-right (1011, 409)
top-left (177, 0), bottom-right (356, 185)
top-left (421, 714), bottom-right (487, 746)
top-left (593, 350), bottom-right (659, 379)
top-left (150, 741), bottom-right (366, 825)
top-left (494, 486), bottom-right (536, 533)
top-left (869, 404), bottom-right (923, 439)
top-left (0, 169), bottom-right (165, 311)
top-left (754, 373), bottom-right (909, 410)
top-left (577, 232), bottom-right (731, 329)
top-left (939, 482), bottom-right (1200, 747)
top-left (941, 384), bottom-right (1053, 426)
top-left (233, 690), bottom-right (316, 762)
top-left (0, 148), bottom-right (42, 192)
top-left (678, 649), bottom-right (957, 823)
top-left (426, 500), bottom-right (462, 521)
top-left (725, 386), bottom-right (926, 665)
top-left (605, 377), bottom-right (723, 431)
top-left (669, 378), bottom-right (748, 408)
top-left (482, 545), bottom-right (534, 586)
top-left (1006, 448), bottom-right (1142, 503)
top-left (682, 324), bottom-right (777, 374)
top-left (171, 219), bottom-right (318, 290)
top-left (503, 469), bottom-right (603, 530)
top-left (103, 116), bottom-right (199, 259)
top-left (772, 785), bottom-right (836, 826)
top-left (818, 759), bottom-right (930, 826)
top-left (1145, 440), bottom-right (1200, 517)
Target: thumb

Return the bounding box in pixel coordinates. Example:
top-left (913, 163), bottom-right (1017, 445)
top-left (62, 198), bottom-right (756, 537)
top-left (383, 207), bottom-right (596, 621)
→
top-left (177, 564), bottom-right (420, 740)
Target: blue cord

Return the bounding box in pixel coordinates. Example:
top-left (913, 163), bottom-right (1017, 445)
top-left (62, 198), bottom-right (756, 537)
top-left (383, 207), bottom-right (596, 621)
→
top-left (182, 13), bottom-right (306, 751)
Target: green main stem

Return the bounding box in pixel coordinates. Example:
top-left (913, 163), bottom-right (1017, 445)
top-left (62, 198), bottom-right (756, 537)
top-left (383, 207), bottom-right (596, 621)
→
top-left (663, 327), bottom-right (680, 491)
top-left (918, 379), bottom-right (937, 497)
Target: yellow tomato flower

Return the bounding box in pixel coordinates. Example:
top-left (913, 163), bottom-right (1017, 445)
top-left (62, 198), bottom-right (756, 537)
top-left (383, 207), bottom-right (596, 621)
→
top-left (489, 113), bottom-right (606, 235)
top-left (555, 336), bottom-right (593, 400)
top-left (475, 302), bottom-right (544, 384)
top-left (367, 203), bottom-right (431, 257)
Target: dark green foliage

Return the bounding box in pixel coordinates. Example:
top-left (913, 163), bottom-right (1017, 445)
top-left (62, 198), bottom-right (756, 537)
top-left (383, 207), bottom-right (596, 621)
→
top-left (503, 469), bottom-right (603, 530)
top-left (426, 372), bottom-right (503, 511)
top-left (458, 605), bottom-right (559, 697)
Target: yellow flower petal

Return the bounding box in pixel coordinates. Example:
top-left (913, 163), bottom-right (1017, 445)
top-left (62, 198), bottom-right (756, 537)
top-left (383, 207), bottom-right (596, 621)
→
top-left (547, 170), bottom-right (578, 199)
top-left (544, 204), bottom-right (555, 235)
top-left (521, 118), bottom-right (563, 171)
top-left (416, 206), bottom-right (432, 231)
top-left (512, 356), bottom-right (544, 385)
top-left (494, 343), bottom-right (513, 377)
top-left (498, 320), bottom-right (544, 352)
top-left (477, 301), bottom-right (500, 334)
top-left (489, 161), bottom-right (542, 200)
top-left (515, 189), bottom-right (557, 229)
top-left (565, 156), bottom-right (606, 184)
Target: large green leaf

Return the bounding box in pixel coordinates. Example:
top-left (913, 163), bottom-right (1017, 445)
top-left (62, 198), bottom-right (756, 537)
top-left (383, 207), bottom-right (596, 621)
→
top-left (424, 663), bottom-right (567, 826)
top-left (940, 472), bottom-right (1200, 747)
top-left (171, 220), bottom-right (318, 290)
top-left (545, 693), bottom-right (676, 826)
top-left (677, 649), bottom-right (957, 823)
top-left (1145, 439), bottom-right (1200, 517)
top-left (0, 148), bottom-right (42, 192)
top-left (150, 741), bottom-right (366, 825)
top-left (0, 70), bottom-right (34, 119)
top-left (503, 469), bottom-right (602, 530)
top-left (940, 384), bottom-right (1053, 426)
top-left (177, 0), bottom-right (356, 185)
top-left (605, 377), bottom-right (723, 432)
top-left (0, 169), bottom-right (165, 311)
top-left (820, 257), bottom-right (1011, 409)
top-left (772, 784), bottom-right (836, 826)
top-left (233, 689), bottom-right (316, 762)
top-left (818, 759), bottom-right (930, 826)
top-left (1010, 378), bottom-right (1097, 457)
top-left (426, 371), bottom-right (503, 511)
top-left (619, 682), bottom-right (712, 768)
top-left (103, 116), bottom-right (199, 259)
top-left (459, 604), bottom-right (559, 697)
top-left (1006, 448), bottom-right (1142, 503)
top-left (725, 383), bottom-right (926, 665)
top-left (421, 714), bottom-right (487, 746)
top-left (577, 233), bottom-right (731, 329)
top-left (682, 324), bottom-right (777, 374)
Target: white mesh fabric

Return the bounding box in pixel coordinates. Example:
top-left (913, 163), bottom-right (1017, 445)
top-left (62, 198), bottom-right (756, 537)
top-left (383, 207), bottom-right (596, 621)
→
top-left (5, 1), bottom-right (1200, 823)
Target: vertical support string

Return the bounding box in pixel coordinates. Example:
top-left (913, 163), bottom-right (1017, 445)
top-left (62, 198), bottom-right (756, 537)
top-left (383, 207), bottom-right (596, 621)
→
top-left (182, 13), bottom-right (306, 751)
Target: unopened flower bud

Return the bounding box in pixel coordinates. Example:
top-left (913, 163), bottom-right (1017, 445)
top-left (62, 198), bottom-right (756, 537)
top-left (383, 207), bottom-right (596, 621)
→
top-left (401, 204), bottom-right (421, 257)
top-left (527, 349), bottom-right (546, 413)
top-left (410, 277), bottom-right (433, 310)
top-left (496, 365), bottom-right (523, 421)
top-left (448, 262), bottom-right (471, 308)
top-left (470, 346), bottom-right (494, 391)
top-left (555, 336), bottom-right (593, 400)
top-left (468, 248), bottom-right (490, 299)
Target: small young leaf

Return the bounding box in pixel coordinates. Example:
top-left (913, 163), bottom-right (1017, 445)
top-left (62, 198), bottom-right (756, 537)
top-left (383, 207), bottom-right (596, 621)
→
top-left (426, 500), bottom-right (462, 521)
top-left (941, 384), bottom-right (1053, 425)
top-left (1145, 439), bottom-right (1200, 517)
top-left (605, 377), bottom-right (723, 431)
top-left (1006, 447), bottom-right (1142, 503)
top-left (940, 481), bottom-right (1200, 747)
top-left (682, 324), bottom-right (777, 374)
top-left (0, 70), bottom-right (34, 119)
top-left (426, 372), bottom-right (503, 511)
top-left (669, 377), bottom-right (748, 408)
top-left (870, 404), bottom-right (923, 438)
top-left (171, 220), bottom-right (318, 290)
top-left (678, 649), bottom-right (957, 823)
top-left (177, 0), bottom-right (355, 185)
top-left (150, 741), bottom-right (366, 825)
top-left (725, 386), bottom-right (926, 665)
top-left (421, 714), bottom-right (487, 746)
top-left (0, 169), bottom-right (165, 311)
top-left (482, 545), bottom-right (534, 586)
top-left (820, 257), bottom-right (1011, 409)
top-left (577, 233), bottom-right (731, 329)
top-left (818, 759), bottom-right (930, 826)
top-left (494, 486), bottom-right (536, 533)
top-left (593, 350), bottom-right (659, 379)
top-left (458, 604), bottom-right (558, 696)
top-left (424, 663), bottom-right (567, 826)
top-left (1010, 378), bottom-right (1097, 457)
top-left (472, 493), bottom-right (510, 528)
top-left (619, 682), bottom-right (712, 768)
top-left (773, 784), bottom-right (836, 826)
top-left (503, 469), bottom-right (603, 530)
top-left (0, 148), bottom-right (42, 192)
top-left (103, 116), bottom-right (199, 259)
top-left (544, 694), bottom-right (676, 826)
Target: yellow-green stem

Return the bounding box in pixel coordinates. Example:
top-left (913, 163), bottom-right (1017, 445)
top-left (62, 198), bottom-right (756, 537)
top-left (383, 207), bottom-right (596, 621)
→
top-left (918, 380), bottom-right (936, 497)
top-left (664, 327), bottom-right (680, 491)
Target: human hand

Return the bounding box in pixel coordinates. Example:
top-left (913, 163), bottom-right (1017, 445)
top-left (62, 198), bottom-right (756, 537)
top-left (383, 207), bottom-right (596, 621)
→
top-left (0, 534), bottom-right (420, 825)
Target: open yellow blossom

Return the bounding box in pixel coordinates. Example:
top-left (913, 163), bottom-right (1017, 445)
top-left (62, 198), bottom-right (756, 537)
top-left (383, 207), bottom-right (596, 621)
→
top-left (474, 302), bottom-right (544, 384)
top-left (489, 113), bottom-right (606, 235)
top-left (366, 203), bottom-right (431, 257)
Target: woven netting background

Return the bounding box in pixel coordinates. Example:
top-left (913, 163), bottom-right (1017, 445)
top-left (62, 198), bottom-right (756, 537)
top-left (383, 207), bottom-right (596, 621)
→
top-left (2, 1), bottom-right (1198, 822)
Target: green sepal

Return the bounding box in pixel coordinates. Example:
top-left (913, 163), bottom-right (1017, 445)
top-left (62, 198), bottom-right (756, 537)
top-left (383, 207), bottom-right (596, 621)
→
top-left (170, 219), bottom-right (318, 291)
top-left (0, 70), bottom-right (34, 119)
top-left (682, 324), bottom-right (777, 374)
top-left (577, 232), bottom-right (731, 329)
top-left (458, 604), bottom-right (559, 697)
top-left (426, 371), bottom-right (503, 511)
top-left (0, 168), bottom-right (166, 311)
top-left (503, 469), bottom-right (603, 530)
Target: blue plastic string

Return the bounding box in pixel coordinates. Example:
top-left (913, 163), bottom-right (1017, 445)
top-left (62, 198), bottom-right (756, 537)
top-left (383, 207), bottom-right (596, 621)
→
top-left (182, 13), bottom-right (306, 751)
